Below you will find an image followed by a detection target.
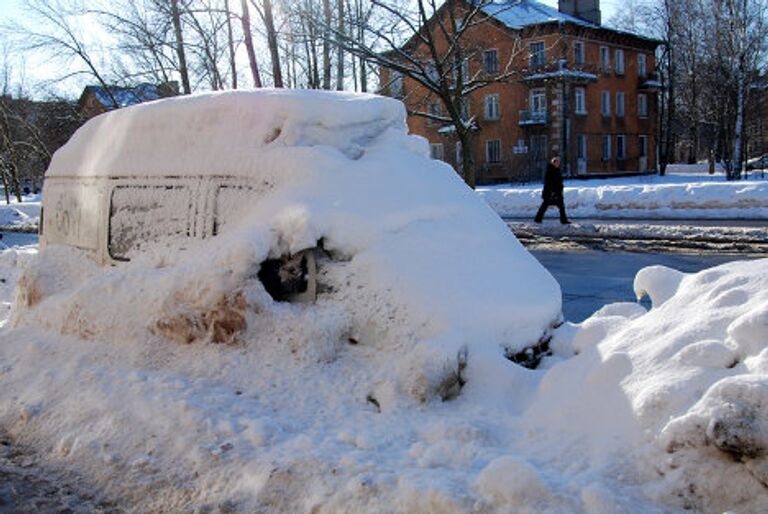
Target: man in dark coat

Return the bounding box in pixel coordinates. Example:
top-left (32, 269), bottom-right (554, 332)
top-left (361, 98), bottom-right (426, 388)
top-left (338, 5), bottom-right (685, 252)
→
top-left (534, 157), bottom-right (570, 224)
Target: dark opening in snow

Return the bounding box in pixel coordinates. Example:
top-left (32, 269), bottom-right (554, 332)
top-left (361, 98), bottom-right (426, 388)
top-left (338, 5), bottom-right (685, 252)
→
top-left (258, 249), bottom-right (317, 303)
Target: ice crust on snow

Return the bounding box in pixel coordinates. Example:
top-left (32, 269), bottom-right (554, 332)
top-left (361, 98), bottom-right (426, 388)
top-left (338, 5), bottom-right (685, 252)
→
top-left (2, 90), bottom-right (768, 513)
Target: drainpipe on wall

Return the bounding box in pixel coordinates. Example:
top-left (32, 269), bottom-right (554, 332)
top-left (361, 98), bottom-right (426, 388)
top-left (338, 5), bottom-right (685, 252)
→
top-left (559, 58), bottom-right (570, 176)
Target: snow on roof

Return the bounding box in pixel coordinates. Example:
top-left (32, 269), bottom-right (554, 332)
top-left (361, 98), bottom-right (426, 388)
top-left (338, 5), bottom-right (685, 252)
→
top-left (50, 89), bottom-right (407, 178)
top-left (478, 0), bottom-right (598, 30)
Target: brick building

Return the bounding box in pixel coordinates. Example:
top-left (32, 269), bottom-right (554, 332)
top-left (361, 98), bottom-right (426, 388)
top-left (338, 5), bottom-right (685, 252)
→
top-left (380, 0), bottom-right (661, 184)
top-left (77, 82), bottom-right (179, 120)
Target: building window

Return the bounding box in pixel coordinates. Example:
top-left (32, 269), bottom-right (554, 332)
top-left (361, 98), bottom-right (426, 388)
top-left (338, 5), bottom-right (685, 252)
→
top-left (529, 41), bottom-right (546, 68)
top-left (616, 134), bottom-right (626, 159)
top-left (602, 135), bottom-right (612, 160)
top-left (577, 134), bottom-right (587, 159)
top-left (573, 41), bottom-right (585, 66)
top-left (638, 54), bottom-right (647, 78)
top-left (600, 46), bottom-right (610, 72)
top-left (427, 100), bottom-right (442, 125)
top-left (455, 142), bottom-right (463, 169)
top-left (530, 88), bottom-right (546, 113)
top-left (615, 49), bottom-right (625, 74)
top-left (575, 87), bottom-right (586, 114)
top-left (452, 59), bottom-right (469, 87)
top-left (430, 143), bottom-right (444, 160)
top-left (616, 92), bottom-right (625, 117)
top-left (427, 63), bottom-right (439, 83)
top-left (484, 94), bottom-right (500, 120)
top-left (484, 49), bottom-right (499, 74)
top-left (486, 139), bottom-right (501, 164)
top-left (390, 71), bottom-right (403, 97)
top-left (639, 135), bottom-right (648, 157)
top-left (459, 97), bottom-right (470, 119)
top-left (638, 93), bottom-right (648, 117)
top-left (601, 90), bottom-right (611, 116)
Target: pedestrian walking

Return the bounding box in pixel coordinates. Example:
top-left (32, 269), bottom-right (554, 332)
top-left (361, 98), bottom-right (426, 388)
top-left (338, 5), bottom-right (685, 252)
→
top-left (534, 157), bottom-right (570, 224)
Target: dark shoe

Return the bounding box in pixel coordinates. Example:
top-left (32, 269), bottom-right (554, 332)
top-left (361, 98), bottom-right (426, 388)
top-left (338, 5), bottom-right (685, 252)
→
top-left (560, 220), bottom-right (571, 225)
top-left (534, 218), bottom-right (542, 223)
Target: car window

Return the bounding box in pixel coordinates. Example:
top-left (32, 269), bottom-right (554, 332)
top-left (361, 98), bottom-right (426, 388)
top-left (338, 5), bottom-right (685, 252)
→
top-left (214, 185), bottom-right (256, 235)
top-left (108, 185), bottom-right (191, 261)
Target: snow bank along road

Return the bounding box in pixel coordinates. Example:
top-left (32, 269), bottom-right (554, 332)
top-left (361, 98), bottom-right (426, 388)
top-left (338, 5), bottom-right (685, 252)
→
top-left (478, 168), bottom-right (768, 220)
top-left (2, 92), bottom-right (768, 513)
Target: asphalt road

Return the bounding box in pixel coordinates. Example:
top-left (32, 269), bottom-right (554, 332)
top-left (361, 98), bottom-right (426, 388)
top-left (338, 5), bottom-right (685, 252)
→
top-left (531, 249), bottom-right (756, 322)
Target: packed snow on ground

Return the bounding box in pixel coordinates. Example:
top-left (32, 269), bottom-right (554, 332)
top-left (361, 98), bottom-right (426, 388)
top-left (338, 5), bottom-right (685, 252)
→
top-left (479, 165), bottom-right (768, 219)
top-left (0, 193), bottom-right (41, 230)
top-left (1, 91), bottom-right (767, 513)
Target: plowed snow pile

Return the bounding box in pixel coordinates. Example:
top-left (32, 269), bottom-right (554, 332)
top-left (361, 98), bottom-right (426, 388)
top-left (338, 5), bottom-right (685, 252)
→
top-left (0, 91), bottom-right (766, 513)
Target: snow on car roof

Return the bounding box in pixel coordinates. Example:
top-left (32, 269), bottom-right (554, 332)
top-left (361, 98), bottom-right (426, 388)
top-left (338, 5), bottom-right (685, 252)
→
top-left (48, 89), bottom-right (407, 178)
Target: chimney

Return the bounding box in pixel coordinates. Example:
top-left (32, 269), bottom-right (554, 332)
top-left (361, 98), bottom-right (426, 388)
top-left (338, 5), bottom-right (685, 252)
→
top-left (558, 0), bottom-right (601, 25)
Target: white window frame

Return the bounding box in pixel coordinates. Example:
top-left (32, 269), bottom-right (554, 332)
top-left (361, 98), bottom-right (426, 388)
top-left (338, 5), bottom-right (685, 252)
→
top-left (486, 139), bottom-right (502, 164)
top-left (575, 87), bottom-right (586, 114)
top-left (529, 41), bottom-right (546, 68)
top-left (430, 143), bottom-right (444, 160)
top-left (484, 49), bottom-right (499, 74)
top-left (616, 134), bottom-right (626, 159)
top-left (638, 54), bottom-right (647, 78)
top-left (530, 88), bottom-right (546, 113)
top-left (427, 100), bottom-right (442, 125)
top-left (639, 135), bottom-right (648, 157)
top-left (600, 46), bottom-right (610, 71)
top-left (615, 49), bottom-right (625, 74)
top-left (451, 59), bottom-right (469, 87)
top-left (577, 134), bottom-right (587, 159)
top-left (483, 94), bottom-right (500, 120)
top-left (601, 90), bottom-right (611, 116)
top-left (638, 94), bottom-right (648, 117)
top-left (616, 91), bottom-right (625, 117)
top-left (573, 41), bottom-right (585, 66)
top-left (602, 135), bottom-right (612, 160)
top-left (390, 71), bottom-right (404, 97)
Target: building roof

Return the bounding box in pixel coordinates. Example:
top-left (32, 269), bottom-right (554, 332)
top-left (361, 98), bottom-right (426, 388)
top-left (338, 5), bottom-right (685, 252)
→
top-left (475, 0), bottom-right (660, 44)
top-left (80, 83), bottom-right (164, 110)
top-left (478, 0), bottom-right (598, 30)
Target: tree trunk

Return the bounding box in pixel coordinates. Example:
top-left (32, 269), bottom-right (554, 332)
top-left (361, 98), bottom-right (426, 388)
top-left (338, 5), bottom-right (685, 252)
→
top-left (322, 0), bottom-right (332, 89)
top-left (263, 0), bottom-right (283, 87)
top-left (241, 0), bottom-right (263, 87)
top-left (1, 168), bottom-right (10, 204)
top-left (459, 130), bottom-right (476, 189)
top-left (224, 0), bottom-right (237, 89)
top-left (170, 0), bottom-right (191, 94)
top-left (336, 0), bottom-right (344, 90)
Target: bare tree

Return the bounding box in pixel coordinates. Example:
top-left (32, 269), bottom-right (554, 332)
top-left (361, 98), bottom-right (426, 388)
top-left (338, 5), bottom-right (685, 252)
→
top-left (331, 0), bottom-right (532, 188)
top-left (241, 0), bottom-right (263, 86)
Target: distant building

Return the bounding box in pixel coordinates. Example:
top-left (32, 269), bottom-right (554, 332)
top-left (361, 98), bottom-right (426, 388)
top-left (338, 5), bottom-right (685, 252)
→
top-left (380, 0), bottom-right (661, 184)
top-left (77, 82), bottom-right (179, 120)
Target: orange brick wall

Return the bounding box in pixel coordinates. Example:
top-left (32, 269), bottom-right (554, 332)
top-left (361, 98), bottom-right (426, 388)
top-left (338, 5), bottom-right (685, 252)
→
top-left (381, 5), bottom-right (659, 183)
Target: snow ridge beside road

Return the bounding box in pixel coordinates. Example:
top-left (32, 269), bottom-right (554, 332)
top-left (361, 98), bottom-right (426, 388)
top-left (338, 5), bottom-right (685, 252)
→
top-left (478, 171), bottom-right (768, 220)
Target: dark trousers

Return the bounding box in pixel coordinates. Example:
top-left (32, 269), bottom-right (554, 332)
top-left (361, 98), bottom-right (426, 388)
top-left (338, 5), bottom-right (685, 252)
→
top-left (534, 196), bottom-right (569, 223)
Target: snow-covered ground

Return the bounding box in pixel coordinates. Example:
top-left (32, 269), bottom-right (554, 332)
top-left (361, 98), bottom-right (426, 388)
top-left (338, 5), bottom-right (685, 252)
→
top-left (0, 194), bottom-right (41, 231)
top-left (1, 92), bottom-right (767, 513)
top-left (479, 165), bottom-right (768, 220)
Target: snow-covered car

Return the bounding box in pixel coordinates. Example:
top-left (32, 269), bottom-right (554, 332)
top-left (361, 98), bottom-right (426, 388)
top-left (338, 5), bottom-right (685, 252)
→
top-left (746, 154), bottom-right (768, 170)
top-left (21, 89), bottom-right (561, 398)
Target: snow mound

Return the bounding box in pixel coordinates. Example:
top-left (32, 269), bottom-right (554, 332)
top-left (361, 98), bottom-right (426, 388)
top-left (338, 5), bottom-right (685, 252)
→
top-left (633, 265), bottom-right (685, 307)
top-left (528, 258), bottom-right (768, 513)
